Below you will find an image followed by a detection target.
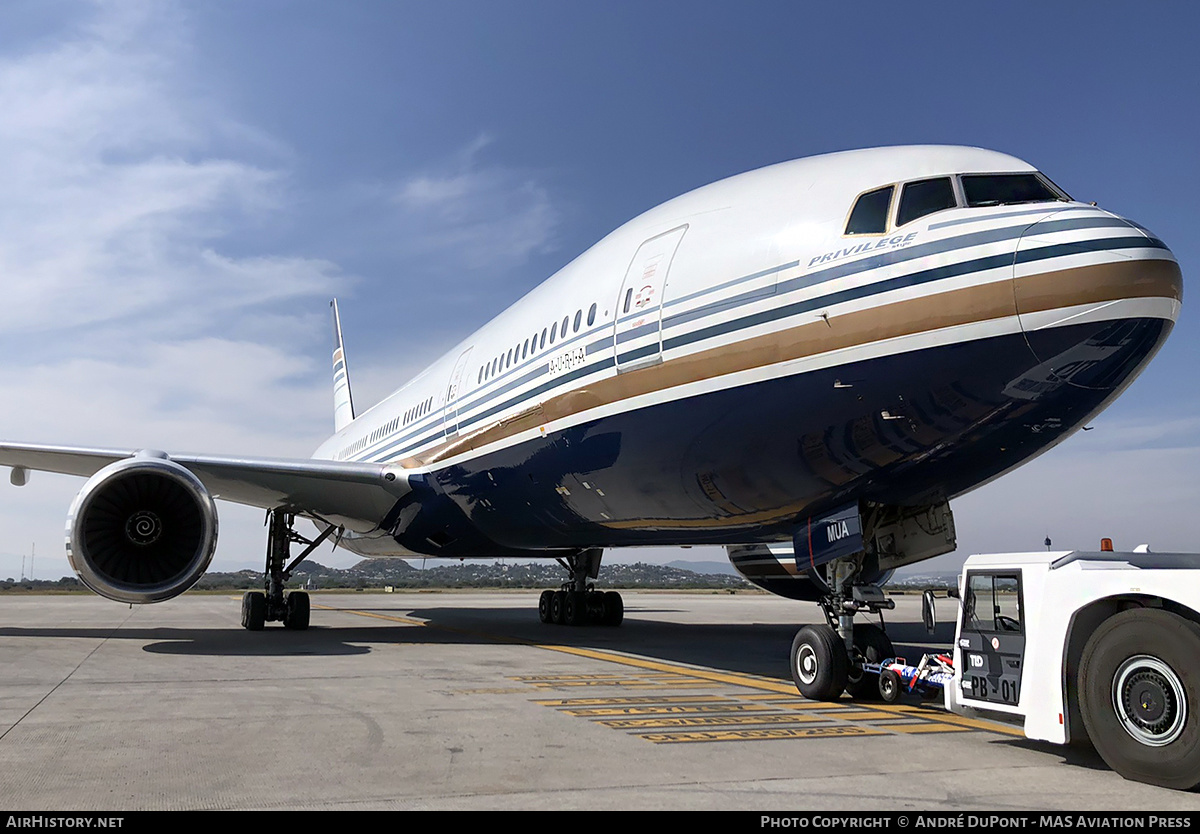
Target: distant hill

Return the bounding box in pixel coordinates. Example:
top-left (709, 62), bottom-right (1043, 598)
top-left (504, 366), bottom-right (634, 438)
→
top-left (885, 573), bottom-right (961, 590)
top-left (209, 559), bottom-right (752, 591)
top-left (666, 559), bottom-right (739, 577)
top-left (3, 557), bottom-right (975, 592)
top-left (1, 558), bottom-right (752, 593)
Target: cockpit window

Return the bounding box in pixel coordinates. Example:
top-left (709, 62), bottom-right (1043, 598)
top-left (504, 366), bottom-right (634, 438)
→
top-left (897, 177), bottom-right (957, 226)
top-left (845, 185), bottom-right (894, 235)
top-left (961, 173), bottom-right (1068, 207)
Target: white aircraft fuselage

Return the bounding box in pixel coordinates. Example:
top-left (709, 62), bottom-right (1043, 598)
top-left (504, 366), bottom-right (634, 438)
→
top-left (313, 145), bottom-right (1181, 597)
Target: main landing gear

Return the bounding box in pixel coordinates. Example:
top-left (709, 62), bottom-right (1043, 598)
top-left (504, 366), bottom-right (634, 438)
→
top-left (538, 548), bottom-right (624, 627)
top-left (790, 556), bottom-right (895, 701)
top-left (241, 508), bottom-right (337, 631)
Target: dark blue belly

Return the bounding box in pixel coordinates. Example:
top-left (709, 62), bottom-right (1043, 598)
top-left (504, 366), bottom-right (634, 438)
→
top-left (391, 315), bottom-right (1169, 556)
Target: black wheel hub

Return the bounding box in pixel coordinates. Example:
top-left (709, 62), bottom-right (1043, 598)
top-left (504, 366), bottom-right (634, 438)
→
top-left (1123, 671), bottom-right (1173, 732)
top-left (1113, 655), bottom-right (1187, 746)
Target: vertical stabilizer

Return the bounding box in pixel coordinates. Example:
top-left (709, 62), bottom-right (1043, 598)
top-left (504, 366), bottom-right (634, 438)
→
top-left (330, 299), bottom-right (356, 432)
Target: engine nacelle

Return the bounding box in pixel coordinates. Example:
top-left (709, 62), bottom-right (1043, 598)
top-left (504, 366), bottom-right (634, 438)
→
top-left (67, 454), bottom-right (218, 604)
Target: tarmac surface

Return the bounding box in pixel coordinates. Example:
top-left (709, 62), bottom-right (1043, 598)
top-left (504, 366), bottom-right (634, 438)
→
top-left (2, 590), bottom-right (1199, 811)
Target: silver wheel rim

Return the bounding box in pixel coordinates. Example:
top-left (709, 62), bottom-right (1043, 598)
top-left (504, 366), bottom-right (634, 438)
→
top-left (796, 643), bottom-right (818, 685)
top-left (1112, 655), bottom-right (1187, 746)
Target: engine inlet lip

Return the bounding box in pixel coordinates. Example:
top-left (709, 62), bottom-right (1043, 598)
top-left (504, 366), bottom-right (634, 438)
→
top-left (67, 456), bottom-right (219, 604)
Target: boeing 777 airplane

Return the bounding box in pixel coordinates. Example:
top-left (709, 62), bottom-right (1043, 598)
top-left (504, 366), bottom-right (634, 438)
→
top-left (0, 145), bottom-right (1182, 701)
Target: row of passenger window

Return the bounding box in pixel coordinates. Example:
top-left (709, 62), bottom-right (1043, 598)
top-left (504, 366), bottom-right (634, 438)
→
top-left (477, 302), bottom-right (599, 385)
top-left (845, 172), bottom-right (1070, 236)
top-left (340, 433), bottom-right (372, 459)
top-left (338, 394), bottom-right (434, 460)
top-left (404, 396), bottom-right (433, 426)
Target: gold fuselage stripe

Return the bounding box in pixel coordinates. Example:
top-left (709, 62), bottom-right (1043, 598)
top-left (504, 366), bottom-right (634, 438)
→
top-left (401, 259), bottom-right (1180, 470)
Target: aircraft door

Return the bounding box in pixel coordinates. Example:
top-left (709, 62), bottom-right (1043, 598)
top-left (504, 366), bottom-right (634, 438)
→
top-left (442, 346), bottom-right (474, 438)
top-left (613, 225), bottom-right (688, 373)
top-left (958, 570), bottom-right (1026, 708)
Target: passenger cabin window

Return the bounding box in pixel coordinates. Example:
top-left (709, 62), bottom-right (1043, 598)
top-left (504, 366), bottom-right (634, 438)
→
top-left (897, 177), bottom-right (957, 226)
top-left (961, 173), bottom-right (1067, 207)
top-left (845, 185), bottom-right (894, 235)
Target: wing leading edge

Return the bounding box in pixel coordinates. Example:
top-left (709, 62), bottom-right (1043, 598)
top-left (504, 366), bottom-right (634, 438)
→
top-left (0, 442), bottom-right (410, 533)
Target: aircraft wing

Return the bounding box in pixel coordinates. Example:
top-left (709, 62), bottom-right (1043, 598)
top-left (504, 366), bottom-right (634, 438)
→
top-left (0, 442), bottom-right (411, 533)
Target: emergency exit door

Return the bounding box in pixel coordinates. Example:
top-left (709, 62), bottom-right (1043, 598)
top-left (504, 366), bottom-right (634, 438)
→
top-left (613, 225), bottom-right (687, 372)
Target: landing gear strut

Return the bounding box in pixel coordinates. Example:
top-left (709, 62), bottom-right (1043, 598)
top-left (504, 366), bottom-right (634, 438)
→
top-left (241, 508), bottom-right (336, 631)
top-left (790, 555), bottom-right (894, 700)
top-left (538, 548), bottom-right (624, 627)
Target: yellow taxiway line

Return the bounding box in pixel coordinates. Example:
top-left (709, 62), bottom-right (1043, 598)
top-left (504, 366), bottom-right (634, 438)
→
top-left (314, 601), bottom-right (1022, 737)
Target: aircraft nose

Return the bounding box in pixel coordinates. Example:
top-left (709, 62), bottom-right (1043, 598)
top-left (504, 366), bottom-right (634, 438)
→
top-left (1013, 208), bottom-right (1182, 330)
top-left (1011, 208), bottom-right (1182, 378)
top-left (1003, 208), bottom-right (1182, 395)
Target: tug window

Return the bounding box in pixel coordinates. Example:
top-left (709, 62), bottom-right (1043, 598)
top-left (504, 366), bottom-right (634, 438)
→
top-left (965, 573), bottom-right (1023, 634)
top-left (897, 177), bottom-right (957, 226)
top-left (845, 185), bottom-right (894, 235)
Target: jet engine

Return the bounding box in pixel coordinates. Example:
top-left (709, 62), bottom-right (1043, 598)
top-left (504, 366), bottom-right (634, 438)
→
top-left (66, 454), bottom-right (218, 604)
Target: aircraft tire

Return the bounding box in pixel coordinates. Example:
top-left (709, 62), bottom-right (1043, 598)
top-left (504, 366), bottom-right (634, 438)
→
top-left (845, 623), bottom-right (894, 700)
top-left (604, 591), bottom-right (624, 627)
top-left (564, 591), bottom-right (587, 626)
top-left (790, 624), bottom-right (848, 701)
top-left (551, 590), bottom-right (567, 625)
top-left (1079, 608), bottom-right (1200, 790)
top-left (879, 668), bottom-right (902, 704)
top-left (284, 591), bottom-right (310, 630)
top-left (538, 590), bottom-right (554, 623)
top-left (241, 591), bottom-right (266, 631)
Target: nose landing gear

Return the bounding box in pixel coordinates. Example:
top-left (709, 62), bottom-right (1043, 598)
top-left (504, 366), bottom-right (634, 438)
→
top-left (789, 555), bottom-right (895, 700)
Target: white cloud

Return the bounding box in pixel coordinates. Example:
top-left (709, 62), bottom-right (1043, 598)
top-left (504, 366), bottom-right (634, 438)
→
top-left (388, 135), bottom-right (561, 274)
top-left (0, 6), bottom-right (574, 587)
top-left (0, 2), bottom-right (337, 341)
top-left (0, 3), bottom-right (350, 580)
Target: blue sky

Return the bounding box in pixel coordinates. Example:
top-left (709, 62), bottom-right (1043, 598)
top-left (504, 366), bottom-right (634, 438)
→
top-left (1, 1), bottom-right (1197, 581)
